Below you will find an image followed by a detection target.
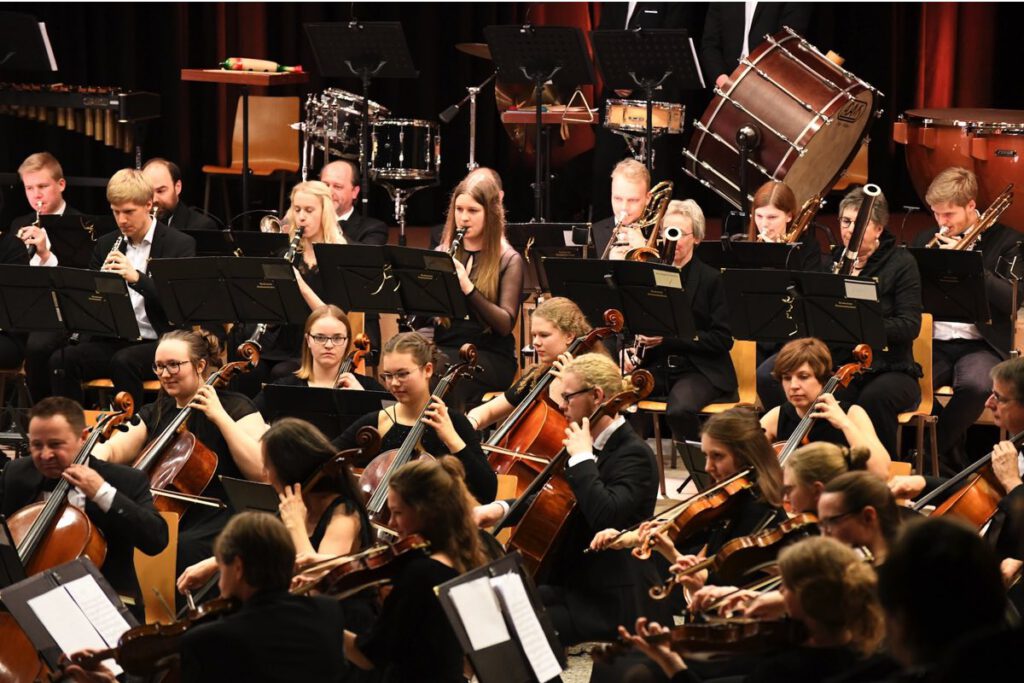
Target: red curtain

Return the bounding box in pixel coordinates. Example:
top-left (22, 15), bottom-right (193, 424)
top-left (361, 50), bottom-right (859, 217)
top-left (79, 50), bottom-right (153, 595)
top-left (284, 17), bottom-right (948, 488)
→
top-left (916, 2), bottom-right (995, 108)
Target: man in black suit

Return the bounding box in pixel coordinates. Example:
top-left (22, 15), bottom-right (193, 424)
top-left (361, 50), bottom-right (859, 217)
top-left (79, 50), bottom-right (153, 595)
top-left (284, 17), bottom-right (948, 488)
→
top-left (700, 2), bottom-right (814, 90)
top-left (0, 397), bottom-right (167, 616)
top-left (591, 158), bottom-right (653, 260)
top-left (10, 151), bottom-right (83, 268)
top-left (912, 167), bottom-right (1023, 469)
top-left (48, 169), bottom-right (197, 407)
top-left (320, 159), bottom-right (388, 245)
top-left (142, 158), bottom-right (219, 231)
top-left (474, 353), bottom-right (670, 645)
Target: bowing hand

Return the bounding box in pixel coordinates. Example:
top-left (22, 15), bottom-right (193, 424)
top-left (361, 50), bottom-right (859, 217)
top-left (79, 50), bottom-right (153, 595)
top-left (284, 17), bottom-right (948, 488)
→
top-left (563, 417), bottom-right (592, 457)
top-left (62, 464), bottom-right (106, 500)
top-left (60, 652), bottom-right (118, 683)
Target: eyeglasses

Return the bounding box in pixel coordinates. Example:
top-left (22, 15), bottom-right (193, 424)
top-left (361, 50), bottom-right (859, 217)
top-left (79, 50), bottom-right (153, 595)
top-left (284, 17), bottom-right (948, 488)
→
top-left (990, 390), bottom-right (1017, 405)
top-left (560, 387), bottom-right (594, 404)
top-left (152, 360), bottom-right (191, 376)
top-left (380, 368), bottom-right (421, 384)
top-left (817, 511), bottom-right (856, 531)
top-left (307, 334), bottom-right (348, 347)
top-left (839, 217), bottom-right (856, 228)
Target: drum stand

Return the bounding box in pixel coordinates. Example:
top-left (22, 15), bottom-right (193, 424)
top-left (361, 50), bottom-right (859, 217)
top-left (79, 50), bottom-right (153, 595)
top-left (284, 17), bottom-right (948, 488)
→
top-left (735, 124), bottom-right (762, 227)
top-left (629, 72), bottom-right (672, 172)
top-left (381, 183), bottom-right (431, 247)
top-left (439, 72), bottom-right (497, 172)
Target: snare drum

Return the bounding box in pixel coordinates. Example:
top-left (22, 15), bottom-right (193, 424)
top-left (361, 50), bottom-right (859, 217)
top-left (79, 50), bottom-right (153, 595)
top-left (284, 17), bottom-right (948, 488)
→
top-left (370, 119), bottom-right (441, 182)
top-left (685, 27), bottom-right (878, 209)
top-left (604, 99), bottom-right (684, 136)
top-left (894, 108), bottom-right (1024, 230)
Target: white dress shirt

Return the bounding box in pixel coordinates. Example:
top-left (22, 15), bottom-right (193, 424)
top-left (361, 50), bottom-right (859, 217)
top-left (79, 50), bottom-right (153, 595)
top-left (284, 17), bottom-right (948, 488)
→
top-left (30, 199), bottom-right (65, 268)
top-left (741, 1), bottom-right (759, 59)
top-left (567, 415), bottom-right (627, 468)
top-left (125, 219), bottom-right (158, 340)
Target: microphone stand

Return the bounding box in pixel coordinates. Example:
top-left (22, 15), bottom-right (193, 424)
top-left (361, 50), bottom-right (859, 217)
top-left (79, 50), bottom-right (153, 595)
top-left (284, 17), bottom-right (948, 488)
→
top-left (439, 72), bottom-right (497, 172)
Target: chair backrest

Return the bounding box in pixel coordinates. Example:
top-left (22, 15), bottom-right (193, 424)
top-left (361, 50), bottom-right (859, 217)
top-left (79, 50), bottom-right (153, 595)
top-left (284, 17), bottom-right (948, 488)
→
top-left (731, 340), bottom-right (758, 405)
top-left (229, 96), bottom-right (299, 171)
top-left (134, 511), bottom-right (180, 624)
top-left (493, 474), bottom-right (518, 544)
top-left (910, 313), bottom-right (934, 415)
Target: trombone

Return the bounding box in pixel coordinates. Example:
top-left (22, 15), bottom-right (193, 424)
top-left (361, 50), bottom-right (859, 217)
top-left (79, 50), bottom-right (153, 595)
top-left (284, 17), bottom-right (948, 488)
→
top-left (925, 184), bottom-right (1014, 250)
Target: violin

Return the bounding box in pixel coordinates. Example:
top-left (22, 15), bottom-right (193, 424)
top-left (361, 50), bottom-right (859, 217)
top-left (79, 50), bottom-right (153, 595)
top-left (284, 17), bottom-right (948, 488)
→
top-left (335, 333), bottom-right (371, 388)
top-left (131, 342), bottom-right (260, 518)
top-left (649, 514), bottom-right (819, 600)
top-left (775, 344), bottom-right (872, 465)
top-left (358, 344), bottom-right (480, 539)
top-left (485, 309), bottom-right (624, 498)
top-left (494, 369), bottom-right (654, 578)
top-left (293, 534), bottom-right (430, 599)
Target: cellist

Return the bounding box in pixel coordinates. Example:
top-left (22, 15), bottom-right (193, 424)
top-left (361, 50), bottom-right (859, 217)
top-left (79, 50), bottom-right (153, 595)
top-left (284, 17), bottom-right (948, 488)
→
top-left (0, 397), bottom-right (167, 616)
top-left (92, 329), bottom-right (268, 572)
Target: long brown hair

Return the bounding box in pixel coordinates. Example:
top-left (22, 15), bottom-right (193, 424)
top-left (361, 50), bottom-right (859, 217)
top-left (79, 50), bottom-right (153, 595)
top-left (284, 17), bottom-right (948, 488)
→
top-left (748, 180), bottom-right (796, 237)
top-left (702, 407), bottom-right (784, 506)
top-left (439, 174), bottom-right (506, 302)
top-left (295, 305), bottom-right (352, 380)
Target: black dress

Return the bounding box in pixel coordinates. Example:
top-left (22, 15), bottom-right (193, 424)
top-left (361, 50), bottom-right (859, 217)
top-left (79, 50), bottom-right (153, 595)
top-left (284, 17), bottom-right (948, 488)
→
top-left (333, 410), bottom-right (497, 503)
top-left (139, 390), bottom-right (260, 571)
top-left (776, 401), bottom-right (851, 447)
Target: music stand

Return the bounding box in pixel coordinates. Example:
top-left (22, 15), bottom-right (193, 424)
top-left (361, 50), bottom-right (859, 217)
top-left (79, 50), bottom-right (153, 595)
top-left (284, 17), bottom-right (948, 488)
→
top-left (507, 222), bottom-right (587, 293)
top-left (696, 240), bottom-right (799, 270)
top-left (908, 249), bottom-right (991, 325)
top-left (0, 12), bottom-right (57, 72)
top-left (147, 257), bottom-right (309, 327)
top-left (485, 25), bottom-right (594, 221)
top-left (182, 230), bottom-right (289, 257)
top-left (304, 21), bottom-right (418, 219)
top-left (218, 476), bottom-right (280, 514)
top-left (591, 29), bottom-right (703, 171)
top-left (38, 215), bottom-right (116, 269)
top-left (0, 516), bottom-right (27, 589)
top-left (262, 385), bottom-right (394, 441)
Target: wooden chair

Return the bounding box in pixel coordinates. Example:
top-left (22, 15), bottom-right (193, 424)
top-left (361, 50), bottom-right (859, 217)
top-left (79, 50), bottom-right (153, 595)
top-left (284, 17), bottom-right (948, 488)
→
top-left (134, 510), bottom-right (180, 624)
top-left (202, 95), bottom-right (300, 219)
top-left (895, 313), bottom-right (940, 476)
top-left (493, 473), bottom-right (518, 545)
top-left (82, 379), bottom-right (162, 409)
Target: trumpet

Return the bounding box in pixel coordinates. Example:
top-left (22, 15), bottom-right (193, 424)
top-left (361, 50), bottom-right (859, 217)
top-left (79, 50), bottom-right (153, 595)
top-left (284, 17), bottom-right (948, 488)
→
top-left (259, 214), bottom-right (289, 234)
top-left (449, 226), bottom-right (468, 256)
top-left (101, 235), bottom-right (126, 272)
top-left (925, 183), bottom-right (1014, 250)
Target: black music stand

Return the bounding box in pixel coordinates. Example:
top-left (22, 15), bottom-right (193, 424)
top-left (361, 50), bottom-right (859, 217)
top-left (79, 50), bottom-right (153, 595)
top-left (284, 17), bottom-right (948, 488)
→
top-left (0, 516), bottom-right (27, 589)
top-left (262, 386), bottom-right (394, 441)
top-left (0, 12), bottom-right (57, 72)
top-left (908, 249), bottom-right (991, 325)
top-left (147, 257), bottom-right (309, 327)
top-left (485, 25), bottom-right (594, 221)
top-left (591, 29), bottom-right (703, 172)
top-left (37, 215), bottom-right (116, 269)
top-left (218, 476), bottom-right (280, 514)
top-left (182, 230), bottom-right (289, 257)
top-left (696, 240), bottom-right (799, 270)
top-left (315, 244), bottom-right (470, 320)
top-left (721, 269), bottom-right (886, 349)
top-left (507, 222), bottom-right (588, 293)
top-left (304, 21), bottom-right (418, 219)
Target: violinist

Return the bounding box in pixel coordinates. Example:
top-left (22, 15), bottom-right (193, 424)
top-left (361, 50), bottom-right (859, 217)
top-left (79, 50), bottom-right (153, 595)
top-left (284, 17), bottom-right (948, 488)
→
top-left (92, 329), bottom-right (268, 571)
top-left (466, 296), bottom-right (597, 431)
top-left (818, 471), bottom-right (901, 565)
top-left (761, 337), bottom-right (891, 477)
top-left (0, 397), bottom-right (167, 616)
top-left (474, 353), bottom-right (668, 645)
top-left (435, 173), bottom-right (524, 411)
top-left (747, 180), bottom-right (823, 271)
top-left (621, 199), bottom-right (739, 456)
top-left (912, 167), bottom-right (1022, 471)
top-left (332, 332), bottom-right (497, 503)
top-left (619, 536), bottom-right (884, 683)
top-left (343, 457), bottom-right (488, 682)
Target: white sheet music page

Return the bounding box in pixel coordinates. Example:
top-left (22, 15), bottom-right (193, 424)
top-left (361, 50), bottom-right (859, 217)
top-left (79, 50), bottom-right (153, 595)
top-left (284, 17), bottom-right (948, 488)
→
top-left (448, 576), bottom-right (511, 651)
top-left (490, 573), bottom-right (563, 682)
top-left (27, 582), bottom-right (124, 676)
top-left (65, 575), bottom-right (132, 648)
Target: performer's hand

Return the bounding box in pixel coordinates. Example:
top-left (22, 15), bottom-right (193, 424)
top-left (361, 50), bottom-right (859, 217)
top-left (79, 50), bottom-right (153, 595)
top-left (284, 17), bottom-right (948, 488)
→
top-left (472, 502), bottom-right (504, 528)
top-left (715, 74), bottom-right (733, 90)
top-left (688, 584), bottom-right (742, 614)
top-left (102, 250), bottom-right (139, 284)
top-left (933, 231), bottom-right (961, 249)
top-left (452, 257), bottom-right (475, 295)
top-left (1000, 557), bottom-right (1023, 587)
top-left (810, 393), bottom-right (852, 430)
top-left (563, 417), bottom-right (593, 457)
top-left (617, 618), bottom-right (686, 678)
top-left (61, 652), bottom-right (118, 683)
top-left (62, 464), bottom-right (106, 500)
top-left (17, 224), bottom-right (49, 260)
top-left (741, 590), bottom-right (787, 619)
top-left (635, 334), bottom-right (664, 350)
top-left (278, 484), bottom-right (308, 533)
top-left (636, 520), bottom-right (675, 559)
top-left (888, 475), bottom-right (927, 500)
top-left (188, 385), bottom-right (228, 425)
top-left (992, 440), bottom-right (1023, 493)
top-left (335, 372), bottom-right (364, 390)
top-left (550, 351), bottom-right (573, 379)
top-left (590, 528), bottom-right (623, 551)
top-left (176, 556), bottom-right (218, 595)
top-left (620, 348), bottom-right (637, 373)
top-left (422, 396), bottom-right (463, 452)
top-left (670, 553), bottom-right (709, 593)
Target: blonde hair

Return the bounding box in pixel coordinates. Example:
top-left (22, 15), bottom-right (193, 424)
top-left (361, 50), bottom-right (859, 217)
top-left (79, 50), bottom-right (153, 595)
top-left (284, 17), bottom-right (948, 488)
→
top-left (440, 174), bottom-right (506, 303)
top-left (296, 305), bottom-right (352, 380)
top-left (18, 152), bottom-right (64, 181)
top-left (787, 442), bottom-right (870, 488)
top-left (702, 407), bottom-right (784, 507)
top-left (532, 297), bottom-right (592, 340)
top-left (611, 158), bottom-right (651, 191)
top-left (106, 168), bottom-right (153, 206)
top-left (382, 331), bottom-right (438, 369)
top-left (778, 536), bottom-right (884, 655)
top-left (284, 181), bottom-right (344, 244)
top-left (662, 199), bottom-right (706, 240)
top-left (925, 166), bottom-right (978, 208)
top-left (562, 353), bottom-right (624, 400)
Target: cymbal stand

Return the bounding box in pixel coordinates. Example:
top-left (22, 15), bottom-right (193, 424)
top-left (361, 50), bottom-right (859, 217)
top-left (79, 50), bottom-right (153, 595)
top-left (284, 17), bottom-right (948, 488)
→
top-left (439, 72), bottom-right (497, 172)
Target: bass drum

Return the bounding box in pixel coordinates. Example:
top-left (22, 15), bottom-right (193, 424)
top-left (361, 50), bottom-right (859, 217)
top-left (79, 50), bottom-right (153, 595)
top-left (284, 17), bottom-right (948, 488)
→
top-left (685, 27), bottom-right (878, 209)
top-left (370, 119), bottom-right (441, 183)
top-left (894, 108), bottom-right (1024, 231)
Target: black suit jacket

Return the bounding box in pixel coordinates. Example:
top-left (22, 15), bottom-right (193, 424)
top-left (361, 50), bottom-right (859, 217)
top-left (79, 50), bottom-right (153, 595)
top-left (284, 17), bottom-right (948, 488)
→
top-left (590, 216), bottom-right (617, 260)
top-left (167, 202), bottom-right (219, 231)
top-left (0, 456), bottom-right (168, 604)
top-left (0, 225), bottom-right (30, 266)
top-left (911, 222), bottom-right (1022, 358)
top-left (180, 590), bottom-right (348, 682)
top-left (339, 213), bottom-right (389, 246)
top-left (88, 222), bottom-right (196, 336)
top-left (700, 2), bottom-right (813, 84)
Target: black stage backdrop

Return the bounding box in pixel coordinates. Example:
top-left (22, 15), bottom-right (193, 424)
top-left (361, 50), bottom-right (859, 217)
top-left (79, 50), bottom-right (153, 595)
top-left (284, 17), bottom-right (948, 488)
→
top-left (2, 2), bottom-right (1024, 230)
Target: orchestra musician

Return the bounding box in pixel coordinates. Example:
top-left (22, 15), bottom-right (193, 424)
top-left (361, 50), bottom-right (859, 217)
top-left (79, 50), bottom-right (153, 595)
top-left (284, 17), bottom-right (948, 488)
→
top-left (911, 166), bottom-right (1023, 471)
top-left (91, 329), bottom-right (268, 572)
top-left (760, 337), bottom-right (891, 477)
top-left (332, 331), bottom-right (497, 504)
top-left (46, 169), bottom-right (197, 408)
top-left (428, 167), bottom-right (504, 250)
top-left (343, 457), bottom-right (489, 682)
top-left (818, 471), bottom-right (901, 565)
top-left (320, 160), bottom-right (389, 246)
top-left (435, 173), bottom-right (524, 411)
top-left (592, 158), bottom-right (653, 260)
top-left (11, 152), bottom-right (81, 267)
top-left (621, 199), bottom-right (739, 457)
top-left (141, 157), bottom-right (218, 230)
top-left (0, 397), bottom-right (168, 618)
top-left (747, 180), bottom-right (824, 271)
top-left (474, 352), bottom-right (668, 645)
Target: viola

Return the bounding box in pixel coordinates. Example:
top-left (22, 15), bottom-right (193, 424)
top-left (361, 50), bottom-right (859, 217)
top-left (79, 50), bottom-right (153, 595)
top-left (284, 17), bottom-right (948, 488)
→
top-left (293, 534), bottom-right (430, 599)
top-left (648, 514), bottom-right (819, 600)
top-left (494, 369), bottom-right (654, 578)
top-left (485, 309), bottom-right (624, 498)
top-left (335, 333), bottom-right (371, 388)
top-left (775, 344), bottom-right (872, 465)
top-left (358, 344), bottom-right (480, 538)
top-left (131, 342), bottom-right (260, 518)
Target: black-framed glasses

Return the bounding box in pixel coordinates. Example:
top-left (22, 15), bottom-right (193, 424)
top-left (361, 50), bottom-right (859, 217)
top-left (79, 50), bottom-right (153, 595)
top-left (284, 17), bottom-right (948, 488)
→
top-left (560, 387), bottom-right (594, 404)
top-left (307, 334), bottom-right (348, 347)
top-left (839, 217), bottom-right (856, 228)
top-left (380, 368), bottom-right (421, 383)
top-left (152, 360), bottom-right (191, 376)
top-left (990, 390), bottom-right (1017, 405)
top-left (818, 511), bottom-right (856, 530)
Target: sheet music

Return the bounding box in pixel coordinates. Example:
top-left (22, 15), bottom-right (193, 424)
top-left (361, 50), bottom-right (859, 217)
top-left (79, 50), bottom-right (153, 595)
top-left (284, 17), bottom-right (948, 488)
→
top-left (65, 575), bottom-right (132, 648)
top-left (449, 576), bottom-right (511, 651)
top-left (490, 573), bottom-right (562, 682)
top-left (28, 585), bottom-right (123, 676)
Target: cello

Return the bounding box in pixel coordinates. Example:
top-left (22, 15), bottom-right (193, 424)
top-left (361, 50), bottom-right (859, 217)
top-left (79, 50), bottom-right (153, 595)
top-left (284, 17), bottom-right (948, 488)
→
top-left (131, 342), bottom-right (260, 518)
top-left (485, 309), bottom-right (624, 497)
top-left (335, 333), bottom-right (371, 388)
top-left (493, 369), bottom-right (654, 578)
top-left (775, 344), bottom-right (872, 465)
